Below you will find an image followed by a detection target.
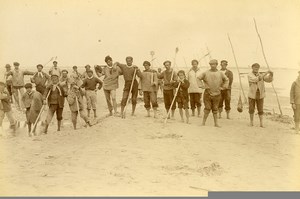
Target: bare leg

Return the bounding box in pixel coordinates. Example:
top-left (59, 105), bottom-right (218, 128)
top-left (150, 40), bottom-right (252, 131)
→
top-left (179, 108), bottom-right (184, 122)
top-left (185, 109), bottom-right (190, 124)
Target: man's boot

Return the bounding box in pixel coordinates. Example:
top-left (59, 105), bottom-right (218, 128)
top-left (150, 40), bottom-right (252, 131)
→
top-left (93, 109), bottom-right (97, 118)
top-left (43, 124), bottom-right (49, 134)
top-left (226, 110), bottom-right (230, 119)
top-left (121, 106), bottom-right (125, 118)
top-left (87, 109), bottom-right (90, 118)
top-left (171, 109), bottom-right (175, 119)
top-left (57, 120), bottom-right (61, 131)
top-left (146, 109), bottom-right (150, 117)
top-left (213, 113), bottom-right (221, 127)
top-left (191, 109), bottom-right (195, 117)
top-left (132, 104), bottom-right (136, 116)
top-left (250, 114), bottom-right (254, 126)
top-left (28, 123), bottom-right (32, 136)
top-left (295, 122), bottom-right (299, 133)
top-left (86, 121), bottom-right (92, 127)
top-left (259, 115), bottom-right (264, 128)
top-left (197, 106), bottom-right (201, 117)
top-left (153, 108), bottom-right (157, 118)
top-left (202, 112), bottom-right (209, 126)
top-left (218, 108), bottom-right (222, 119)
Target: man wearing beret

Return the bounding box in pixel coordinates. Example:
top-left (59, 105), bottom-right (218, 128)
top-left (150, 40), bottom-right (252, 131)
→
top-left (81, 70), bottom-right (103, 118)
top-left (139, 61), bottom-right (158, 118)
top-left (22, 83), bottom-right (43, 136)
top-left (218, 60), bottom-right (233, 119)
top-left (42, 74), bottom-right (67, 134)
top-left (49, 61), bottom-right (61, 77)
top-left (248, 63), bottom-right (273, 127)
top-left (115, 56), bottom-right (142, 118)
top-left (82, 65), bottom-right (92, 80)
top-left (6, 62), bottom-right (34, 110)
top-left (198, 59), bottom-right (229, 127)
top-left (290, 71), bottom-right (300, 133)
top-left (0, 81), bottom-right (17, 135)
top-left (158, 60), bottom-right (178, 119)
top-left (31, 64), bottom-right (50, 95)
top-left (59, 69), bottom-right (71, 95)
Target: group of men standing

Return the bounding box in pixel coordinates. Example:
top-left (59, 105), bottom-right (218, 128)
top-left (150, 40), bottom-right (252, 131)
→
top-left (1, 54), bottom-right (288, 137)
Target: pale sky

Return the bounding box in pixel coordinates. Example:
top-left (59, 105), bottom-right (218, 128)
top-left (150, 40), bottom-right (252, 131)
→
top-left (0, 0), bottom-right (299, 70)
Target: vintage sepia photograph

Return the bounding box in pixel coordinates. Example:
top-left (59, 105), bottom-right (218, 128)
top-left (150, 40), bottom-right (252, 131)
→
top-left (0, 0), bottom-right (299, 196)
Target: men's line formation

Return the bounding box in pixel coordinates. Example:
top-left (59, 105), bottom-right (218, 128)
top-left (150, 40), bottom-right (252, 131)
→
top-left (1, 56), bottom-right (278, 137)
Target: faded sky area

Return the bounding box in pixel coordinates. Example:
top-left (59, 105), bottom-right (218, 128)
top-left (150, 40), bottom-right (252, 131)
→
top-left (0, 0), bottom-right (299, 69)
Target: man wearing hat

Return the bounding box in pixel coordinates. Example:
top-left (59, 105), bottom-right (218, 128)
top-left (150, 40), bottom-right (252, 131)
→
top-left (198, 59), bottom-right (229, 127)
top-left (81, 70), bottom-right (103, 118)
top-left (82, 65), bottom-right (92, 80)
top-left (70, 66), bottom-right (83, 87)
top-left (218, 60), bottom-right (233, 119)
top-left (248, 63), bottom-right (273, 127)
top-left (95, 56), bottom-right (122, 116)
top-left (0, 81), bottom-right (17, 134)
top-left (22, 83), bottom-right (43, 136)
top-left (59, 69), bottom-right (71, 95)
top-left (67, 83), bottom-right (92, 129)
top-left (31, 64), bottom-right (50, 95)
top-left (6, 62), bottom-right (34, 110)
top-left (290, 71), bottom-right (300, 133)
top-left (158, 60), bottom-right (178, 119)
top-left (4, 64), bottom-right (13, 103)
top-left (49, 61), bottom-right (61, 77)
top-left (115, 56), bottom-right (142, 118)
top-left (138, 61), bottom-right (158, 118)
top-left (42, 74), bottom-right (67, 133)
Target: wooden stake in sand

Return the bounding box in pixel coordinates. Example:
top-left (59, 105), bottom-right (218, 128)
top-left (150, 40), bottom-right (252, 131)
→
top-left (123, 69), bottom-right (137, 118)
top-left (30, 89), bottom-right (51, 134)
top-left (227, 34), bottom-right (248, 103)
top-left (164, 82), bottom-right (181, 124)
top-left (253, 18), bottom-right (283, 115)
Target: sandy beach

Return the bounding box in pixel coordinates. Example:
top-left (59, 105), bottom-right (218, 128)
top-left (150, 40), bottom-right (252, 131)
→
top-left (0, 82), bottom-right (299, 196)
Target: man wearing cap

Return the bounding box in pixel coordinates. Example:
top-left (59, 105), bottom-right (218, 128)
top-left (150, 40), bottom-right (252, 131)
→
top-left (49, 61), bottom-right (61, 77)
top-left (6, 62), bottom-right (34, 110)
top-left (31, 64), bottom-right (50, 95)
top-left (115, 56), bottom-right (142, 118)
top-left (0, 81), bottom-right (17, 135)
top-left (4, 64), bottom-right (13, 103)
top-left (138, 61), bottom-right (159, 118)
top-left (95, 56), bottom-right (122, 116)
top-left (82, 65), bottom-right (92, 80)
top-left (67, 83), bottom-right (92, 129)
top-left (158, 60), bottom-right (178, 119)
top-left (59, 69), bottom-right (71, 95)
top-left (22, 83), bottom-right (43, 136)
top-left (70, 66), bottom-right (83, 87)
top-left (248, 63), bottom-right (273, 127)
top-left (218, 60), bottom-right (233, 119)
top-left (42, 74), bottom-right (67, 133)
top-left (187, 59), bottom-right (204, 117)
top-left (198, 59), bottom-right (229, 127)
top-left (290, 71), bottom-right (300, 133)
top-left (81, 70), bottom-right (103, 118)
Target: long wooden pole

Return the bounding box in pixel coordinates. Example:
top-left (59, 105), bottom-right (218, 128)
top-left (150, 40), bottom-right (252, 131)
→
top-left (164, 82), bottom-right (181, 124)
top-left (253, 18), bottom-right (283, 115)
top-left (227, 34), bottom-right (248, 103)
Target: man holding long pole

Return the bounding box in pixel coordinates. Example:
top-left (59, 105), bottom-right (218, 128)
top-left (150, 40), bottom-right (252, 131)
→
top-left (198, 59), bottom-right (229, 127)
top-left (158, 60), bottom-right (178, 119)
top-left (116, 56), bottom-right (142, 118)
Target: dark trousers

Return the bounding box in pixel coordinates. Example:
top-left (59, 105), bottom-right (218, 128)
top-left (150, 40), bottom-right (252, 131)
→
top-left (163, 89), bottom-right (176, 110)
top-left (121, 80), bottom-right (138, 107)
top-left (189, 93), bottom-right (202, 110)
top-left (143, 91), bottom-right (158, 110)
top-left (218, 89), bottom-right (231, 111)
top-left (203, 90), bottom-right (221, 114)
top-left (293, 104), bottom-right (300, 123)
top-left (248, 98), bottom-right (264, 115)
top-left (45, 104), bottom-right (64, 125)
